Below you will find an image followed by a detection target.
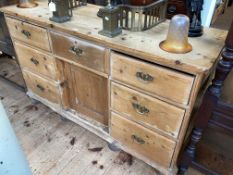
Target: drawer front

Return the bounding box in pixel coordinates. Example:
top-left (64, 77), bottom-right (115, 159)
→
top-left (50, 31), bottom-right (107, 73)
top-left (23, 70), bottom-right (60, 104)
top-left (15, 42), bottom-right (58, 80)
top-left (111, 112), bottom-right (176, 168)
top-left (111, 82), bottom-right (185, 138)
top-left (111, 53), bottom-right (194, 105)
top-left (5, 17), bottom-right (50, 51)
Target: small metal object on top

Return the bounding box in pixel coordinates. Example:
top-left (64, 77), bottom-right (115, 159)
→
top-left (49, 0), bottom-right (73, 23)
top-left (118, 0), bottom-right (168, 32)
top-left (97, 0), bottom-right (168, 32)
top-left (71, 0), bottom-right (87, 8)
top-left (98, 0), bottom-right (122, 38)
top-left (48, 0), bottom-right (88, 23)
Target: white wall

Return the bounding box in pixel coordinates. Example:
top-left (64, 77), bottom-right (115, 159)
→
top-left (202, 0), bottom-right (217, 27)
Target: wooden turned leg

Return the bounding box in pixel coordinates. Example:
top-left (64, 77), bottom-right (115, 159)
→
top-left (178, 94), bottom-right (217, 174)
top-left (178, 128), bottom-right (203, 174)
top-left (179, 20), bottom-right (233, 174)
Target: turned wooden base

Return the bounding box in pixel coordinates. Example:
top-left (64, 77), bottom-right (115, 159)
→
top-left (178, 20), bottom-right (233, 175)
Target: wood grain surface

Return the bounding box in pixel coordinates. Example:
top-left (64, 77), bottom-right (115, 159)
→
top-left (62, 62), bottom-right (109, 125)
top-left (111, 52), bottom-right (194, 105)
top-left (50, 31), bottom-right (108, 73)
top-left (0, 0), bottom-right (227, 75)
top-left (5, 16), bottom-right (51, 51)
top-left (111, 112), bottom-right (176, 168)
top-left (111, 82), bottom-right (185, 138)
top-left (14, 41), bottom-right (58, 80)
top-left (22, 70), bottom-right (61, 104)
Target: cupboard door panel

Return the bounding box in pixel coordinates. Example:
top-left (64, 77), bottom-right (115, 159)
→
top-left (64, 63), bottom-right (108, 125)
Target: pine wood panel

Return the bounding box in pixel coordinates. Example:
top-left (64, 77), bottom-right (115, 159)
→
top-left (5, 16), bottom-right (50, 51)
top-left (22, 70), bottom-right (60, 104)
top-left (1, 2), bottom-right (226, 75)
top-left (14, 41), bottom-right (58, 80)
top-left (111, 52), bottom-right (194, 105)
top-left (111, 82), bottom-right (185, 138)
top-left (63, 62), bottom-right (108, 125)
top-left (111, 112), bottom-right (176, 168)
top-left (50, 31), bottom-right (108, 73)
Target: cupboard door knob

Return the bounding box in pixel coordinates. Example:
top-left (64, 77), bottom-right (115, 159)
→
top-left (131, 134), bottom-right (145, 144)
top-left (132, 102), bottom-right (149, 115)
top-left (30, 57), bottom-right (39, 65)
top-left (136, 72), bottom-right (154, 82)
top-left (69, 46), bottom-right (83, 57)
top-left (60, 80), bottom-right (68, 87)
top-left (36, 84), bottom-right (45, 91)
top-left (21, 29), bottom-right (31, 38)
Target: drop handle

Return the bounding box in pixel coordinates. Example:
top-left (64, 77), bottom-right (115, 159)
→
top-left (131, 134), bottom-right (145, 144)
top-left (21, 29), bottom-right (31, 39)
top-left (136, 72), bottom-right (154, 82)
top-left (132, 102), bottom-right (149, 115)
top-left (30, 57), bottom-right (39, 65)
top-left (36, 84), bottom-right (45, 92)
top-left (69, 46), bottom-right (83, 57)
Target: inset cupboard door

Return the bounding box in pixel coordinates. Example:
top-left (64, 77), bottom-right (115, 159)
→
top-left (63, 62), bottom-right (108, 125)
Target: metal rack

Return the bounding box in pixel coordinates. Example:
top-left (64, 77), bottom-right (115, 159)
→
top-left (118, 0), bottom-right (168, 31)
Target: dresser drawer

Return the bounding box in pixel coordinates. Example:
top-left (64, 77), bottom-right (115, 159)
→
top-left (111, 53), bottom-right (194, 105)
top-left (5, 17), bottom-right (50, 51)
top-left (23, 70), bottom-right (60, 104)
top-left (50, 31), bottom-right (107, 73)
top-left (15, 42), bottom-right (58, 80)
top-left (111, 82), bottom-right (185, 138)
top-left (111, 112), bottom-right (176, 168)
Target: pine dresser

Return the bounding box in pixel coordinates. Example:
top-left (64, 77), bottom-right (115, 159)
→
top-left (0, 1), bottom-right (227, 174)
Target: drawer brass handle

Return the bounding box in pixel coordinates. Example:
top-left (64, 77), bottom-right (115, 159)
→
top-left (132, 102), bottom-right (149, 115)
top-left (30, 57), bottom-right (39, 65)
top-left (36, 84), bottom-right (45, 92)
top-left (136, 72), bottom-right (154, 82)
top-left (21, 29), bottom-right (31, 39)
top-left (131, 134), bottom-right (145, 144)
top-left (69, 46), bottom-right (83, 57)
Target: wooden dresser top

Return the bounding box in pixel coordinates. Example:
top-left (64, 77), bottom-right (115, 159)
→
top-left (0, 0), bottom-right (227, 75)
